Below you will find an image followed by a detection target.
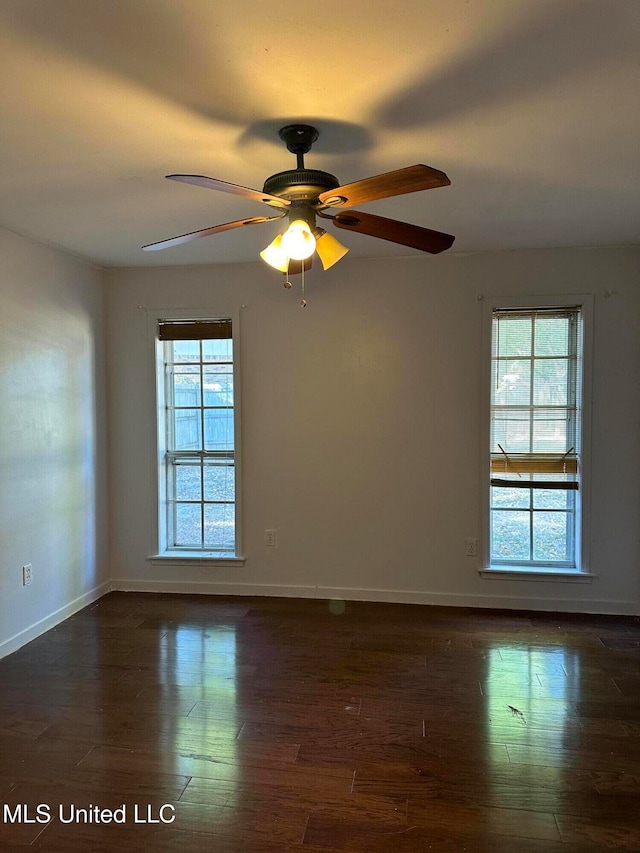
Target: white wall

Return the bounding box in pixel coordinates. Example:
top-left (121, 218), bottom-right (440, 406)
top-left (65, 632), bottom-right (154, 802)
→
top-left (106, 246), bottom-right (640, 614)
top-left (0, 229), bottom-right (109, 655)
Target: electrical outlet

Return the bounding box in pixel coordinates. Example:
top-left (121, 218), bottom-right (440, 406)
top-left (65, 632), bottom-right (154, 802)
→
top-left (22, 564), bottom-right (32, 586)
top-left (264, 529), bottom-right (276, 547)
top-left (465, 538), bottom-right (478, 557)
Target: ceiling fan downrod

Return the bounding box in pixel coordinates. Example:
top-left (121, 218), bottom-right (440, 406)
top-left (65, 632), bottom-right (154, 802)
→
top-left (278, 124), bottom-right (319, 170)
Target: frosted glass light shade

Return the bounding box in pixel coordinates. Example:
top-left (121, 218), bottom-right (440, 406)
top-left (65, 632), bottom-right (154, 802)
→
top-left (315, 231), bottom-right (349, 270)
top-left (280, 220), bottom-right (316, 260)
top-left (260, 234), bottom-right (289, 272)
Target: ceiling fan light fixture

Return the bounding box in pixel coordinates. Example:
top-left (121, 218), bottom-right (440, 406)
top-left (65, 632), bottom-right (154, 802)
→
top-left (314, 229), bottom-right (349, 270)
top-left (259, 233), bottom-right (290, 272)
top-left (148, 124), bottom-right (455, 280)
top-left (280, 219), bottom-right (316, 260)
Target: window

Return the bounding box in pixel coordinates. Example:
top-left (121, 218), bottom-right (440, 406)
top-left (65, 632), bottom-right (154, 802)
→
top-left (154, 318), bottom-right (241, 560)
top-left (487, 304), bottom-right (587, 571)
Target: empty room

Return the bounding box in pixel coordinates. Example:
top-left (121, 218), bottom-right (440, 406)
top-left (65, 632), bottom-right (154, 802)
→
top-left (1, 1), bottom-right (639, 850)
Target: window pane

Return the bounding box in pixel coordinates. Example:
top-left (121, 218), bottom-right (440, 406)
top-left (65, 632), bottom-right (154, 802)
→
top-left (175, 463), bottom-right (202, 501)
top-left (173, 409), bottom-right (202, 450)
top-left (533, 359), bottom-right (568, 406)
top-left (491, 485), bottom-right (530, 509)
top-left (203, 338), bottom-right (233, 362)
top-left (171, 340), bottom-right (200, 363)
top-left (204, 504), bottom-right (235, 550)
top-left (204, 463), bottom-right (235, 502)
top-left (173, 365), bottom-right (201, 407)
top-left (532, 409), bottom-right (569, 453)
top-left (533, 512), bottom-right (570, 561)
top-left (533, 488), bottom-right (572, 510)
top-left (491, 511), bottom-right (530, 560)
top-left (535, 317), bottom-right (569, 357)
top-left (493, 359), bottom-right (531, 407)
top-left (204, 409), bottom-right (234, 451)
top-left (203, 365), bottom-right (233, 405)
top-left (491, 409), bottom-right (531, 453)
top-left (495, 317), bottom-right (531, 358)
top-left (175, 503), bottom-right (202, 547)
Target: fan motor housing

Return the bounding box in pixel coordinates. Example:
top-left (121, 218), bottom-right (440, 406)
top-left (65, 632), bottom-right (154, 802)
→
top-left (262, 169), bottom-right (340, 202)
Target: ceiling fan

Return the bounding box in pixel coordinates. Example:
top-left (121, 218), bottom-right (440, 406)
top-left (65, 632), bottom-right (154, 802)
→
top-left (143, 124), bottom-right (455, 274)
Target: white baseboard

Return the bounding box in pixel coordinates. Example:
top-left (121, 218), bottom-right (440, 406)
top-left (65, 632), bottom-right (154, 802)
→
top-left (0, 580), bottom-right (112, 659)
top-left (110, 578), bottom-right (638, 616)
top-left (1, 578), bottom-right (634, 659)
top-left (1, 577), bottom-right (633, 663)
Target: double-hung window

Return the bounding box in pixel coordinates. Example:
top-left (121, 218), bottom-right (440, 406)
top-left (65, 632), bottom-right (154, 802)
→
top-left (488, 304), bottom-right (588, 571)
top-left (155, 318), bottom-right (240, 559)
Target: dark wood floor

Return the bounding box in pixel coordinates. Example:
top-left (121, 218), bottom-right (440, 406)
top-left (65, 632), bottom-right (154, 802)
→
top-left (1, 593), bottom-right (639, 852)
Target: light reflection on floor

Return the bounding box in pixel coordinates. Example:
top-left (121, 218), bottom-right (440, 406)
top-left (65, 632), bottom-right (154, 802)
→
top-left (485, 644), bottom-right (581, 802)
top-left (158, 625), bottom-right (239, 794)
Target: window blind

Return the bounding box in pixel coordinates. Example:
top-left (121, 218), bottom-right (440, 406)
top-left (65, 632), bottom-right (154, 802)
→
top-left (158, 319), bottom-right (232, 341)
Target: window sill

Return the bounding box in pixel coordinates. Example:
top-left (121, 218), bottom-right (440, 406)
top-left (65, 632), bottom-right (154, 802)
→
top-left (480, 567), bottom-right (596, 583)
top-left (148, 552), bottom-right (245, 567)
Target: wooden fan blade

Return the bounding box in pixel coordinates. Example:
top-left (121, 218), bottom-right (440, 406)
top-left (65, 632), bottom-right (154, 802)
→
top-left (142, 215), bottom-right (283, 251)
top-left (167, 175), bottom-right (290, 209)
top-left (332, 210), bottom-right (454, 254)
top-left (318, 164), bottom-right (450, 208)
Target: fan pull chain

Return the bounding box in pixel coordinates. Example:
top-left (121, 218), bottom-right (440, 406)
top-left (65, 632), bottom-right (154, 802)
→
top-left (300, 263), bottom-right (307, 307)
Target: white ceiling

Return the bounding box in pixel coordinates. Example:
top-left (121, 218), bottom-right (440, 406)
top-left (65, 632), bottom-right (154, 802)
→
top-left (1, 0), bottom-right (638, 268)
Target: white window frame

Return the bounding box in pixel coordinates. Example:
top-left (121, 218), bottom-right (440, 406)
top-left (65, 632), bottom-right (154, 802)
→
top-left (147, 308), bottom-right (244, 566)
top-left (480, 294), bottom-right (594, 579)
